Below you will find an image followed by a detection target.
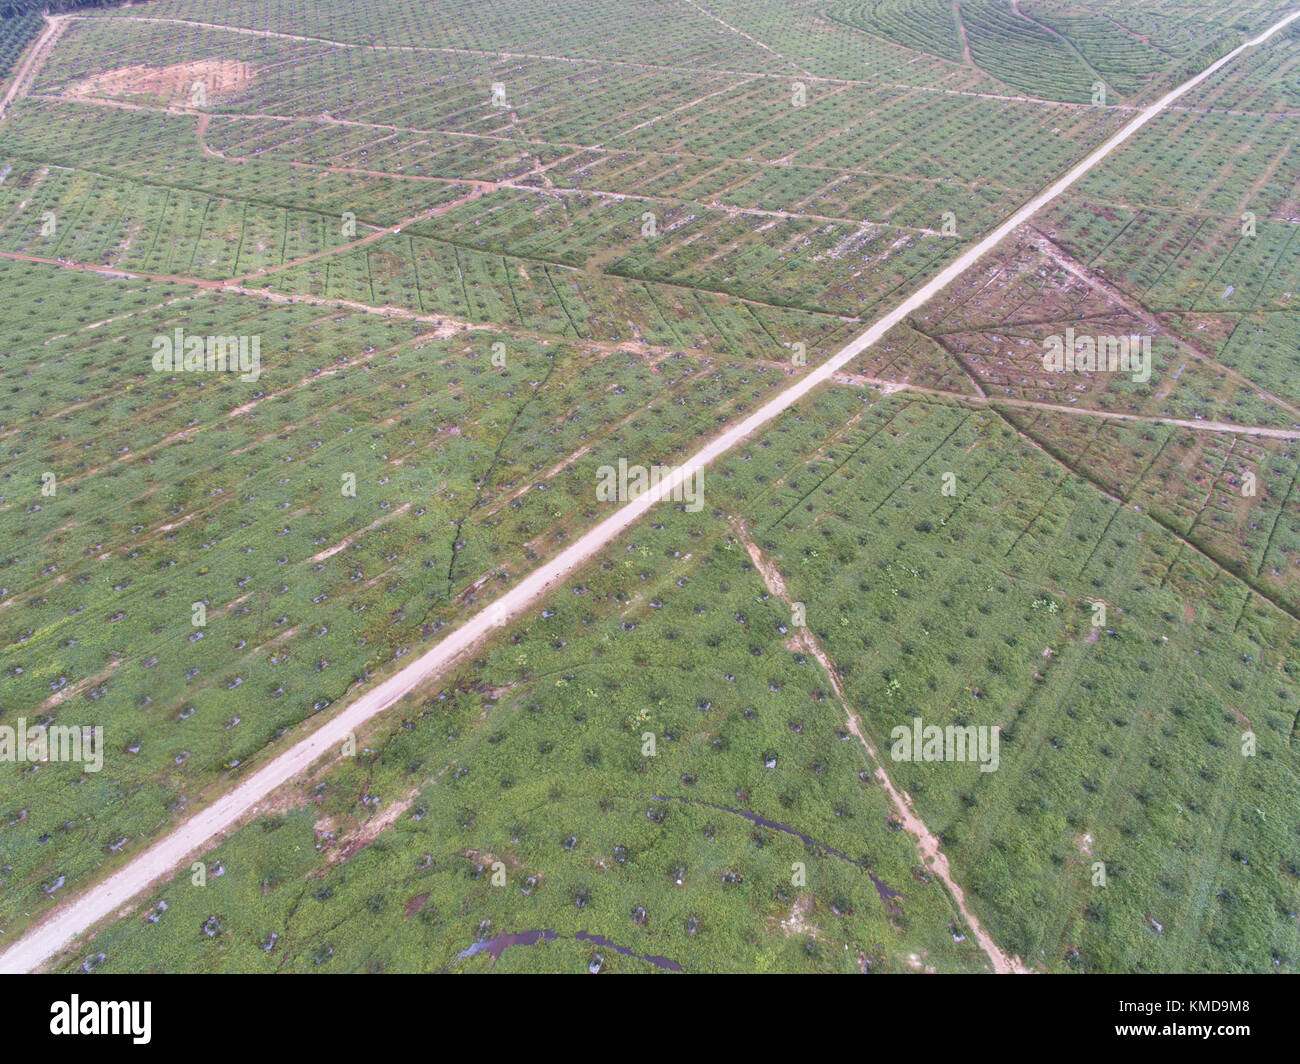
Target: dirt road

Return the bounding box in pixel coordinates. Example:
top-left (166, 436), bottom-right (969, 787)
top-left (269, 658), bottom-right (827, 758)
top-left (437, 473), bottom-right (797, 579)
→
top-left (3, 8), bottom-right (1298, 974)
top-left (0, 13), bottom-right (69, 122)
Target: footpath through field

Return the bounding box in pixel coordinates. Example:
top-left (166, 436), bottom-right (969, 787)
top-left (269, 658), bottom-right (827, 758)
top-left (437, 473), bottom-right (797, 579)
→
top-left (3, 8), bottom-right (1299, 974)
top-left (0, 13), bottom-right (69, 122)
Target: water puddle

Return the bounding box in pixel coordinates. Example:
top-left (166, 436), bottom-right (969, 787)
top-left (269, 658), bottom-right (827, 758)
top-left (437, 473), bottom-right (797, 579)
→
top-left (651, 795), bottom-right (902, 909)
top-left (573, 931), bottom-right (682, 971)
top-left (456, 929), bottom-right (556, 964)
top-left (455, 929), bottom-right (681, 971)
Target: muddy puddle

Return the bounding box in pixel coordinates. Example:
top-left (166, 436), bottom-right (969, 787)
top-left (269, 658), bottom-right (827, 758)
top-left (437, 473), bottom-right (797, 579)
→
top-left (651, 795), bottom-right (902, 909)
top-left (455, 929), bottom-right (681, 971)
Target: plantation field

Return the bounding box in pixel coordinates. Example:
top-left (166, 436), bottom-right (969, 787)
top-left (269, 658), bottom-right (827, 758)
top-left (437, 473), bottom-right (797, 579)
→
top-left (53, 386), bottom-right (1300, 973)
top-left (828, 0), bottom-right (1294, 103)
top-left (0, 252), bottom-right (865, 936)
top-left (744, 392), bottom-right (1300, 972)
top-left (0, 11), bottom-right (1133, 330)
top-left (1, 0), bottom-right (1298, 977)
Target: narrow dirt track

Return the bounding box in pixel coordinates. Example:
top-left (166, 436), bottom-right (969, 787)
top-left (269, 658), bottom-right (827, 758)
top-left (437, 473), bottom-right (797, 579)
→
top-left (733, 521), bottom-right (1027, 973)
top-left (830, 372), bottom-right (1300, 439)
top-left (3, 8), bottom-right (1299, 974)
top-left (0, 13), bottom-right (69, 122)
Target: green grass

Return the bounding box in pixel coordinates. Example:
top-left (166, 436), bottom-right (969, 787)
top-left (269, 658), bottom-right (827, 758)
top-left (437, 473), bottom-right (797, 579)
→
top-left (5, 0), bottom-right (1299, 974)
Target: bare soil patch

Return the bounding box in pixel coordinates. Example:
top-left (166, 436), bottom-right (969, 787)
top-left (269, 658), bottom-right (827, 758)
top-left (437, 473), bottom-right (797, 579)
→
top-left (65, 59), bottom-right (254, 106)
